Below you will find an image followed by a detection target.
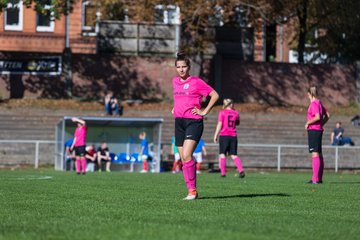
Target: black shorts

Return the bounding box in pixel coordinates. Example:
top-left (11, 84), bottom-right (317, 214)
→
top-left (175, 118), bottom-right (203, 146)
top-left (74, 146), bottom-right (86, 157)
top-left (219, 136), bottom-right (238, 155)
top-left (307, 130), bottom-right (323, 153)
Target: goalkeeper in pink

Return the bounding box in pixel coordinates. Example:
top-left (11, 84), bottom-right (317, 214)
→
top-left (172, 52), bottom-right (219, 200)
top-left (213, 99), bottom-right (245, 178)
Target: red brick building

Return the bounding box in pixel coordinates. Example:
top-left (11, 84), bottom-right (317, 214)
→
top-left (0, 0), bottom-right (96, 54)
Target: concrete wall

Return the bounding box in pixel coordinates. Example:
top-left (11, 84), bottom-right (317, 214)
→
top-left (0, 55), bottom-right (357, 106)
top-left (219, 60), bottom-right (357, 106)
top-left (98, 21), bottom-right (179, 55)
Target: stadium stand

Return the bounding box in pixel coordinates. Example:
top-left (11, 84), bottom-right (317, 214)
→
top-left (0, 106), bottom-right (359, 170)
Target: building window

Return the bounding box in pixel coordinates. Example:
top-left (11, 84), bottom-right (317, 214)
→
top-left (36, 0), bottom-right (54, 32)
top-left (155, 5), bottom-right (180, 24)
top-left (4, 0), bottom-right (23, 31)
top-left (82, 1), bottom-right (97, 33)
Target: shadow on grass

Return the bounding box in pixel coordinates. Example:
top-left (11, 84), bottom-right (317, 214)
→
top-left (199, 193), bottom-right (290, 200)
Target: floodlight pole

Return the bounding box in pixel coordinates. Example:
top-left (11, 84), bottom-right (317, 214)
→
top-left (63, 0), bottom-right (73, 98)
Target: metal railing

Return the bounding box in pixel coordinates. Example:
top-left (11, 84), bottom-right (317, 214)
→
top-left (163, 143), bottom-right (360, 172)
top-left (1, 140), bottom-right (360, 171)
top-left (207, 144), bottom-right (360, 172)
top-left (0, 140), bottom-right (55, 168)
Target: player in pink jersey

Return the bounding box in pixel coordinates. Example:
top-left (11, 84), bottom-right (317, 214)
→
top-left (172, 52), bottom-right (219, 200)
top-left (70, 117), bottom-right (87, 175)
top-left (213, 99), bottom-right (245, 178)
top-left (305, 87), bottom-right (330, 184)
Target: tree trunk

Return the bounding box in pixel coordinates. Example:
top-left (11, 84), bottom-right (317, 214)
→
top-left (297, 0), bottom-right (308, 64)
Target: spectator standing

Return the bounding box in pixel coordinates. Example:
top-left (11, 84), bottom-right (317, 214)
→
top-left (305, 86), bottom-right (330, 184)
top-left (97, 142), bottom-right (111, 172)
top-left (192, 139), bottom-right (207, 174)
top-left (213, 99), bottom-right (245, 178)
top-left (139, 132), bottom-right (150, 173)
top-left (70, 118), bottom-right (87, 175)
top-left (331, 122), bottom-right (355, 146)
top-left (172, 52), bottom-right (219, 200)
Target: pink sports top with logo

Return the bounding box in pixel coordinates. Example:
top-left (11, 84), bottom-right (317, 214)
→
top-left (307, 99), bottom-right (326, 131)
top-left (219, 109), bottom-right (239, 137)
top-left (172, 76), bottom-right (213, 119)
top-left (74, 126), bottom-right (87, 146)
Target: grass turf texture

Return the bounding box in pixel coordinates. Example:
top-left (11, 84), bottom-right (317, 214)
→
top-left (0, 170), bottom-right (359, 240)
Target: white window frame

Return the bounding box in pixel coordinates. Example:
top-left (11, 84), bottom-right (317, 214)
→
top-left (36, 4), bottom-right (55, 32)
top-left (166, 5), bottom-right (180, 25)
top-left (4, 0), bottom-right (23, 31)
top-left (82, 1), bottom-right (95, 31)
top-left (154, 5), bottom-right (180, 25)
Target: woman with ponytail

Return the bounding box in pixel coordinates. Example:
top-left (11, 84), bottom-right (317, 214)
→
top-left (305, 86), bottom-right (330, 184)
top-left (172, 52), bottom-right (219, 200)
top-left (213, 99), bottom-right (245, 178)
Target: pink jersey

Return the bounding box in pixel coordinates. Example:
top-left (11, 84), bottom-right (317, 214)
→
top-left (307, 99), bottom-right (326, 131)
top-left (219, 109), bottom-right (239, 137)
top-left (172, 76), bottom-right (213, 119)
top-left (74, 126), bottom-right (87, 146)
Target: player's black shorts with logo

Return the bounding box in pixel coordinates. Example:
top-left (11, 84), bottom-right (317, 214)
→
top-left (307, 130), bottom-right (323, 153)
top-left (219, 136), bottom-right (238, 155)
top-left (74, 145), bottom-right (86, 157)
top-left (175, 118), bottom-right (203, 146)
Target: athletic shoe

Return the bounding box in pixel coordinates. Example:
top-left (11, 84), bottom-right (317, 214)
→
top-left (98, 169), bottom-right (102, 173)
top-left (82, 172), bottom-right (86, 175)
top-left (196, 170), bottom-right (201, 174)
top-left (239, 171), bottom-right (245, 178)
top-left (318, 181), bottom-right (323, 184)
top-left (306, 180), bottom-right (318, 184)
top-left (76, 172), bottom-right (81, 175)
top-left (106, 169), bottom-right (111, 173)
top-left (172, 171), bottom-right (176, 174)
top-left (183, 189), bottom-right (198, 200)
top-left (140, 170), bottom-right (148, 173)
top-left (221, 175), bottom-right (226, 178)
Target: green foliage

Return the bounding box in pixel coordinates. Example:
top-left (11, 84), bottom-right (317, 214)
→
top-left (101, 0), bottom-right (127, 21)
top-left (266, 0), bottom-right (360, 63)
top-left (1, 169), bottom-right (360, 239)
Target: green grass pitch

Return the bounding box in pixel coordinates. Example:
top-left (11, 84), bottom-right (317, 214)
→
top-left (0, 169), bottom-right (360, 240)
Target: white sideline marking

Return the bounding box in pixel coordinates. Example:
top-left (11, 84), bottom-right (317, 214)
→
top-left (15, 175), bottom-right (53, 180)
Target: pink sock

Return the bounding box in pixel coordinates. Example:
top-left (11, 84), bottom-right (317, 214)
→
top-left (182, 162), bottom-right (189, 188)
top-left (220, 157), bottom-right (226, 176)
top-left (234, 156), bottom-right (243, 173)
top-left (81, 159), bottom-right (87, 173)
top-left (75, 159), bottom-right (81, 173)
top-left (183, 159), bottom-right (196, 190)
top-left (312, 156), bottom-right (320, 183)
top-left (319, 156), bottom-right (324, 182)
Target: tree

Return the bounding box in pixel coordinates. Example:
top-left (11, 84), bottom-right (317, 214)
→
top-left (313, 1), bottom-right (360, 63)
top-left (266, 0), bottom-right (360, 63)
top-left (97, 0), bottom-right (270, 55)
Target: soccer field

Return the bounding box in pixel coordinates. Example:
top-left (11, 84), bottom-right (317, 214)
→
top-left (0, 169), bottom-right (359, 240)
